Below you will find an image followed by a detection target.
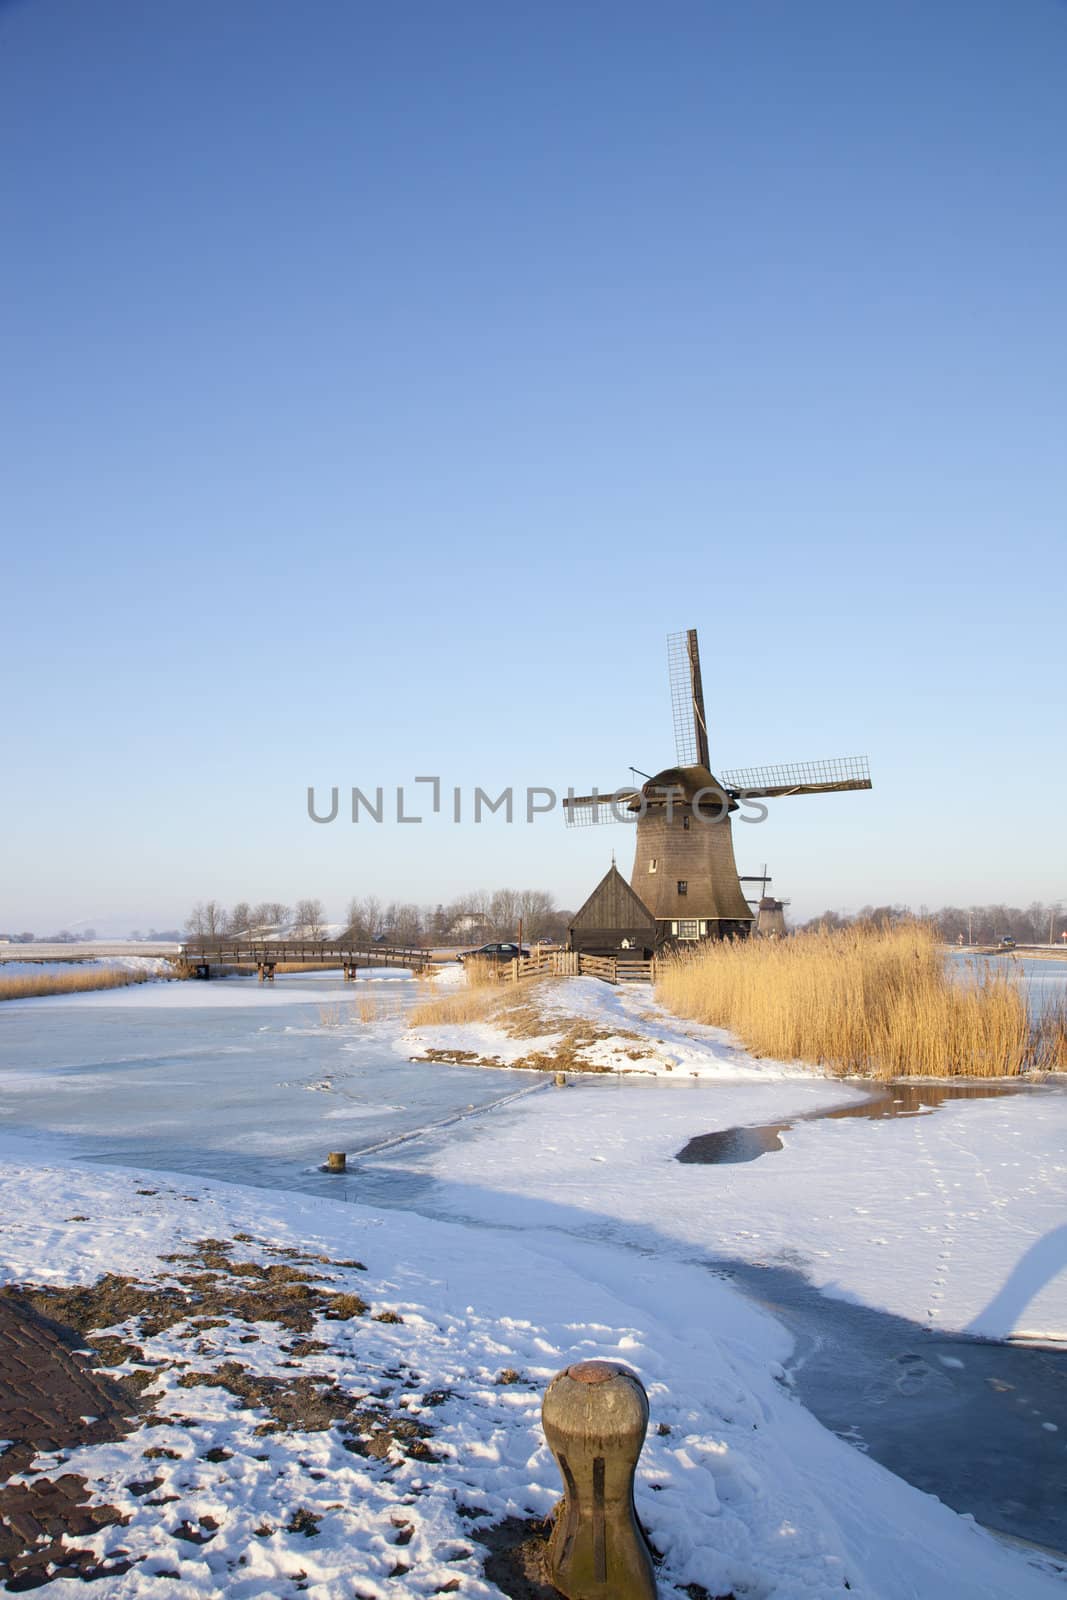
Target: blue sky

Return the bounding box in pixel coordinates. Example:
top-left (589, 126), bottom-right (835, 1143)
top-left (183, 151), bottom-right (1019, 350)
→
top-left (2, 0), bottom-right (1064, 931)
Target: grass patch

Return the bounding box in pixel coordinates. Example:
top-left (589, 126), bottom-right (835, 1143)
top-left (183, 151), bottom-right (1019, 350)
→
top-left (655, 921), bottom-right (1050, 1079)
top-left (410, 977), bottom-right (656, 1072)
top-left (0, 968), bottom-right (153, 1003)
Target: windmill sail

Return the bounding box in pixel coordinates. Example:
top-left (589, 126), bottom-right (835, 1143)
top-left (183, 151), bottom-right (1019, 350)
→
top-left (562, 790), bottom-right (641, 827)
top-left (668, 628), bottom-right (710, 769)
top-left (721, 755), bottom-right (871, 799)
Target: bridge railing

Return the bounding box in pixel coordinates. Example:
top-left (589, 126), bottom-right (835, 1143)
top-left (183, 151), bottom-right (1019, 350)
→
top-left (178, 941), bottom-right (432, 969)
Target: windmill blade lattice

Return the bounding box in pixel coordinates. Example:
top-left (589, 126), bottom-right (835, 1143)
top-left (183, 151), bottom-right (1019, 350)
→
top-left (562, 791), bottom-right (641, 827)
top-left (667, 628), bottom-right (710, 768)
top-left (721, 755), bottom-right (871, 799)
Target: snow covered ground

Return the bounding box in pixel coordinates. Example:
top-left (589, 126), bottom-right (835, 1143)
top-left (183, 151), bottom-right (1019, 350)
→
top-left (0, 970), bottom-right (1064, 1596)
top-left (1, 1156), bottom-right (1063, 1600)
top-left (0, 957), bottom-right (173, 979)
top-left (398, 977), bottom-right (1067, 1342)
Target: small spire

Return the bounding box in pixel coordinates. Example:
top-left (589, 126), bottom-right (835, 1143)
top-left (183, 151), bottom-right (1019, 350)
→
top-left (611, 848), bottom-right (616, 868)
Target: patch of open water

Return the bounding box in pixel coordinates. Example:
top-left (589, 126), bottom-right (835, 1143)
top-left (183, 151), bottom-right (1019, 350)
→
top-left (676, 1079), bottom-right (1052, 1165)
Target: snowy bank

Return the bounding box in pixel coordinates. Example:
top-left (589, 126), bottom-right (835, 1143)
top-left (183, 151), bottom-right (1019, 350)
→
top-left (0, 1156), bottom-right (1061, 1599)
top-left (399, 973), bottom-right (825, 1079)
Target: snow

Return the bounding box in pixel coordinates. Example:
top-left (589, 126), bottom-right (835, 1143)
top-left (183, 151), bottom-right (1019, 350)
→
top-left (383, 1068), bottom-right (1067, 1343)
top-left (0, 957), bottom-right (172, 979)
top-left (397, 977), bottom-right (1067, 1341)
top-left (1, 970), bottom-right (1064, 1595)
top-left (0, 1157), bottom-right (1062, 1599)
top-left (398, 972), bottom-right (828, 1078)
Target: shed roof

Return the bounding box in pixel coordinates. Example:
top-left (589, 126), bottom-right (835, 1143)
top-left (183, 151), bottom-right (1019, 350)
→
top-left (570, 865), bottom-right (656, 931)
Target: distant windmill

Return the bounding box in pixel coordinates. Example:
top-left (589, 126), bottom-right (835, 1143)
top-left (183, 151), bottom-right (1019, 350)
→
top-left (739, 864), bottom-right (791, 937)
top-left (563, 628), bottom-right (871, 943)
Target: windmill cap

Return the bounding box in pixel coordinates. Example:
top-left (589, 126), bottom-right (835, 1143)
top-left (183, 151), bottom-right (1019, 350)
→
top-left (636, 765), bottom-right (738, 811)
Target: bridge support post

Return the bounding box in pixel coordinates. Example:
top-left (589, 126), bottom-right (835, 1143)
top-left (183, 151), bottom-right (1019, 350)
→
top-left (258, 963), bottom-right (276, 984)
top-left (343, 963), bottom-right (357, 983)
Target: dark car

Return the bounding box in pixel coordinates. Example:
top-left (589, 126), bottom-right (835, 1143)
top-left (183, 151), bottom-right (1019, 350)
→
top-left (457, 941), bottom-right (530, 963)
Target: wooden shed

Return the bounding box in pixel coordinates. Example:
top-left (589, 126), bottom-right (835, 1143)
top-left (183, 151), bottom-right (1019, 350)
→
top-left (568, 865), bottom-right (657, 958)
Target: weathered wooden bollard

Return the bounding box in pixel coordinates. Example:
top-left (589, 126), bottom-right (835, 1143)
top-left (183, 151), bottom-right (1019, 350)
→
top-left (542, 1360), bottom-right (656, 1600)
top-left (326, 1151), bottom-right (347, 1173)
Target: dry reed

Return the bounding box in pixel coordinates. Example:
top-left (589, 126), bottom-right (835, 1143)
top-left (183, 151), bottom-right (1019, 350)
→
top-left (409, 957), bottom-right (503, 1027)
top-left (0, 968), bottom-right (153, 1003)
top-left (655, 922), bottom-right (1039, 1079)
top-left (1032, 999), bottom-right (1067, 1073)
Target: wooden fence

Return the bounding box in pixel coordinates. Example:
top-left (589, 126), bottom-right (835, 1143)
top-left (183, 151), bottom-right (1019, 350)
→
top-left (503, 948), bottom-right (656, 986)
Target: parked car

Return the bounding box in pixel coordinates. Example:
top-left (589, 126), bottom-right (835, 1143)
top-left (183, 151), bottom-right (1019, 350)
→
top-left (998, 935), bottom-right (1017, 949)
top-left (457, 942), bottom-right (531, 963)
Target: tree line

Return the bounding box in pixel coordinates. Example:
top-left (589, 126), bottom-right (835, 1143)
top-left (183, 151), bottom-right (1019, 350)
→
top-left (802, 901), bottom-right (1065, 945)
top-left (183, 888), bottom-right (572, 946)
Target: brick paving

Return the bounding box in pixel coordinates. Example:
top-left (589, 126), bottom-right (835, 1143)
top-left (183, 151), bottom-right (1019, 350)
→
top-left (0, 1294), bottom-right (135, 1591)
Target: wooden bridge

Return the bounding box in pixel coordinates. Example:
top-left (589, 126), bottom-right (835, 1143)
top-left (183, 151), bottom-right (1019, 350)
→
top-left (179, 940), bottom-right (434, 981)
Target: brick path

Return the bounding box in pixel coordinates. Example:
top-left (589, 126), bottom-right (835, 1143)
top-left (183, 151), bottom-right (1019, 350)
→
top-left (0, 1294), bottom-right (135, 1590)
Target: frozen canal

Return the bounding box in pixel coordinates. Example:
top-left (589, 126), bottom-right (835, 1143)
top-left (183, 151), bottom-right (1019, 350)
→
top-left (1, 968), bottom-right (1065, 1554)
top-left (0, 970), bottom-right (546, 1190)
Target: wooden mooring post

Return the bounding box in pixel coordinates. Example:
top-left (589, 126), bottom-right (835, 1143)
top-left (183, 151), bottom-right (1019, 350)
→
top-left (542, 1360), bottom-right (656, 1599)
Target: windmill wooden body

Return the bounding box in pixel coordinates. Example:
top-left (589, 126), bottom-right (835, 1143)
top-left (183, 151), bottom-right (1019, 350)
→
top-left (563, 628), bottom-right (871, 946)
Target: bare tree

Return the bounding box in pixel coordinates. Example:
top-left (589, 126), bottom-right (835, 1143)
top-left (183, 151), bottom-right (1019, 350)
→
top-left (252, 901), bottom-right (290, 934)
top-left (227, 902), bottom-right (253, 938)
top-left (293, 898), bottom-right (326, 939)
top-left (517, 889), bottom-right (556, 939)
top-left (488, 889), bottom-right (521, 939)
top-left (344, 896), bottom-right (383, 943)
top-left (186, 903), bottom-right (229, 938)
top-left (392, 903), bottom-right (424, 945)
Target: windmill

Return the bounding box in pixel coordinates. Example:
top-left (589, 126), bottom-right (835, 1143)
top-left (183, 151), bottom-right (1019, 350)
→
top-left (563, 628), bottom-right (871, 943)
top-left (738, 863), bottom-right (791, 937)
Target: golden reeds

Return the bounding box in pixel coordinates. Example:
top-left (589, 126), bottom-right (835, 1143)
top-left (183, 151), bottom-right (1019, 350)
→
top-left (1032, 998), bottom-right (1067, 1073)
top-left (0, 968), bottom-right (153, 1003)
top-left (654, 921), bottom-right (1039, 1079)
top-left (409, 956), bottom-right (503, 1027)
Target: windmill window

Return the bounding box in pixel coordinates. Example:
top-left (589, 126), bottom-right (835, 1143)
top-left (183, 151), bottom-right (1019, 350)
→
top-left (677, 880), bottom-right (688, 895)
top-left (678, 919), bottom-right (699, 940)
top-left (682, 816), bottom-right (690, 830)
top-left (648, 858), bottom-right (658, 873)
